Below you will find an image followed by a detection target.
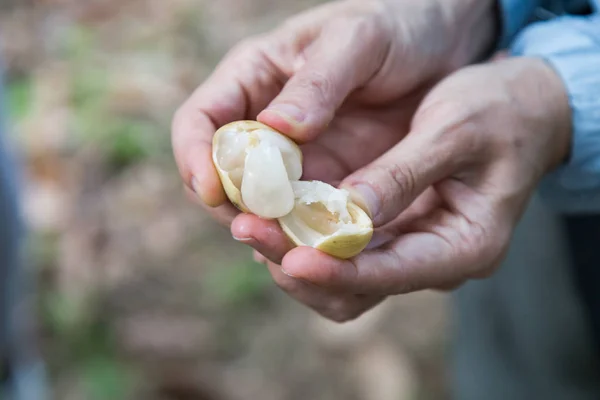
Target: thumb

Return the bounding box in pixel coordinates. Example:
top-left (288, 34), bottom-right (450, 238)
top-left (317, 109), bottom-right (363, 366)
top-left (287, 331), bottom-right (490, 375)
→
top-left (341, 131), bottom-right (457, 227)
top-left (258, 18), bottom-right (389, 142)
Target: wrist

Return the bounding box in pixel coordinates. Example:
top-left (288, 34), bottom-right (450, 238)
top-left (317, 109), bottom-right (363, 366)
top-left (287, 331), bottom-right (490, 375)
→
top-left (366, 0), bottom-right (500, 79)
top-left (509, 57), bottom-right (573, 173)
top-left (536, 59), bottom-right (573, 172)
top-left (443, 0), bottom-right (500, 69)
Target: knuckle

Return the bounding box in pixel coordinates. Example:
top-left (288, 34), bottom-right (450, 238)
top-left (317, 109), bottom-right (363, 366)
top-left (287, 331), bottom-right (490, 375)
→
top-left (387, 161), bottom-right (417, 199)
top-left (457, 222), bottom-right (489, 264)
top-left (415, 99), bottom-right (469, 126)
top-left (298, 71), bottom-right (334, 106)
top-left (227, 36), bottom-right (266, 61)
top-left (330, 8), bottom-right (389, 41)
top-left (415, 99), bottom-right (480, 147)
top-left (461, 219), bottom-right (511, 278)
top-left (368, 162), bottom-right (417, 210)
top-left (350, 15), bottom-right (387, 46)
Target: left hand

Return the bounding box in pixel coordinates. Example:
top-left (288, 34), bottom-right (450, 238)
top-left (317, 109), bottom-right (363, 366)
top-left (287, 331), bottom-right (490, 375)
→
top-left (248, 57), bottom-right (572, 322)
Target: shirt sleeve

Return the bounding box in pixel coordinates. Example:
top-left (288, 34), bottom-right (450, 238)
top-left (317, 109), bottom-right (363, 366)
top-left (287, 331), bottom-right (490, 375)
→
top-left (497, 0), bottom-right (542, 49)
top-left (510, 14), bottom-right (600, 214)
top-left (496, 0), bottom-right (594, 49)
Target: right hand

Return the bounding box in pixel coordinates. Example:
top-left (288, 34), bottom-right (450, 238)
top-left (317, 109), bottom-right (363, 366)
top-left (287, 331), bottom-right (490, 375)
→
top-left (172, 0), bottom-right (498, 320)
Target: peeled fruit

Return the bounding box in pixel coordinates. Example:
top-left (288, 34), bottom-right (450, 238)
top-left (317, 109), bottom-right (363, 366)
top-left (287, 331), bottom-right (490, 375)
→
top-left (279, 181), bottom-right (373, 259)
top-left (212, 120), bottom-right (373, 259)
top-left (212, 121), bottom-right (302, 218)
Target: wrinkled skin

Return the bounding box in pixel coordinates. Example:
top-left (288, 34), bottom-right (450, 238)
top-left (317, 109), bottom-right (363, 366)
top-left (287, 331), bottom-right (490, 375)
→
top-left (173, 0), bottom-right (571, 322)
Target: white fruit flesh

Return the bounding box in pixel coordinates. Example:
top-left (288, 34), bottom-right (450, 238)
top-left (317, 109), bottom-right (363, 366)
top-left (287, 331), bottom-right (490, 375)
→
top-left (241, 140), bottom-right (295, 218)
top-left (216, 129), bottom-right (249, 188)
top-left (215, 126), bottom-right (302, 218)
top-left (279, 181), bottom-right (370, 247)
top-left (254, 129), bottom-right (302, 180)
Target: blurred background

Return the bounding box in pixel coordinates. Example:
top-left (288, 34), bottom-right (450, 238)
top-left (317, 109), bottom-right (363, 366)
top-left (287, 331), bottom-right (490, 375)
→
top-left (0, 0), bottom-right (451, 399)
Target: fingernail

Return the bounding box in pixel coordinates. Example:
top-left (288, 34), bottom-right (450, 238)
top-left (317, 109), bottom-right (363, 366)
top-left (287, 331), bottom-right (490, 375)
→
top-left (281, 267), bottom-right (322, 287)
top-left (280, 267), bottom-right (298, 278)
top-left (191, 176), bottom-right (201, 194)
top-left (265, 103), bottom-right (306, 123)
top-left (191, 176), bottom-right (209, 205)
top-left (233, 235), bottom-right (254, 243)
top-left (347, 183), bottom-right (380, 222)
top-left (191, 176), bottom-right (209, 207)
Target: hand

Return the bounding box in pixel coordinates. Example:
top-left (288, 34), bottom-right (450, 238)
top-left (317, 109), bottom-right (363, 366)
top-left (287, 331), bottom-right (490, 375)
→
top-left (172, 0), bottom-right (498, 321)
top-left (173, 0), bottom-right (498, 205)
top-left (271, 57), bottom-right (572, 321)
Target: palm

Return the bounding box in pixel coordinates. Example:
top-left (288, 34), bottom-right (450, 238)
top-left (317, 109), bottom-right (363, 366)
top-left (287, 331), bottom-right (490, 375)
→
top-left (297, 96), bottom-right (420, 184)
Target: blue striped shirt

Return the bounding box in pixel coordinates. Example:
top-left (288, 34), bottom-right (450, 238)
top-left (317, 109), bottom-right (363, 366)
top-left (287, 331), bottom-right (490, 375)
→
top-left (501, 0), bottom-right (600, 213)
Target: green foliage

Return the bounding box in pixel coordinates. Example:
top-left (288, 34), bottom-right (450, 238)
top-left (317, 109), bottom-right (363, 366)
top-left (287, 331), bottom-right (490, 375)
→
top-left (64, 24), bottom-right (168, 172)
top-left (27, 232), bottom-right (60, 272)
top-left (61, 25), bottom-right (97, 64)
top-left (204, 257), bottom-right (273, 307)
top-left (6, 77), bottom-right (33, 122)
top-left (70, 67), bottom-right (109, 112)
top-left (43, 291), bottom-right (90, 340)
top-left (39, 286), bottom-right (137, 399)
top-left (82, 355), bottom-right (136, 400)
top-left (105, 119), bottom-right (158, 170)
top-left (74, 104), bottom-right (163, 171)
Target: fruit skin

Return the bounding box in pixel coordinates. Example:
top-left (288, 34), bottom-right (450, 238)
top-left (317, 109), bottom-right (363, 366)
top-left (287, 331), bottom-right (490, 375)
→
top-left (278, 202), bottom-right (374, 260)
top-left (211, 120), bottom-right (302, 215)
top-left (213, 120), bottom-right (374, 259)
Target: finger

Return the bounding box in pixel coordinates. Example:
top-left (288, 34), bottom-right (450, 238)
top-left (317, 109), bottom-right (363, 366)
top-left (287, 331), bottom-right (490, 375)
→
top-left (281, 207), bottom-right (500, 295)
top-left (280, 233), bottom-right (455, 295)
top-left (365, 230), bottom-right (396, 250)
top-left (172, 113), bottom-right (226, 207)
top-left (231, 213), bottom-right (295, 264)
top-left (258, 16), bottom-right (390, 143)
top-left (377, 188), bottom-right (442, 233)
top-left (253, 250), bottom-right (268, 265)
top-left (299, 142), bottom-right (349, 183)
top-left (265, 259), bottom-right (385, 322)
top-left (340, 126), bottom-right (461, 227)
top-left (172, 37), bottom-right (288, 206)
top-left (432, 280), bottom-right (466, 292)
top-left (363, 189), bottom-right (442, 251)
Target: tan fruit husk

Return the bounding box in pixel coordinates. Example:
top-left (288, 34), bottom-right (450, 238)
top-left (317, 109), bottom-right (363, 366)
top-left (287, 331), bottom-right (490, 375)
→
top-left (278, 202), bottom-right (373, 260)
top-left (212, 120), bottom-right (374, 259)
top-left (211, 120), bottom-right (302, 213)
